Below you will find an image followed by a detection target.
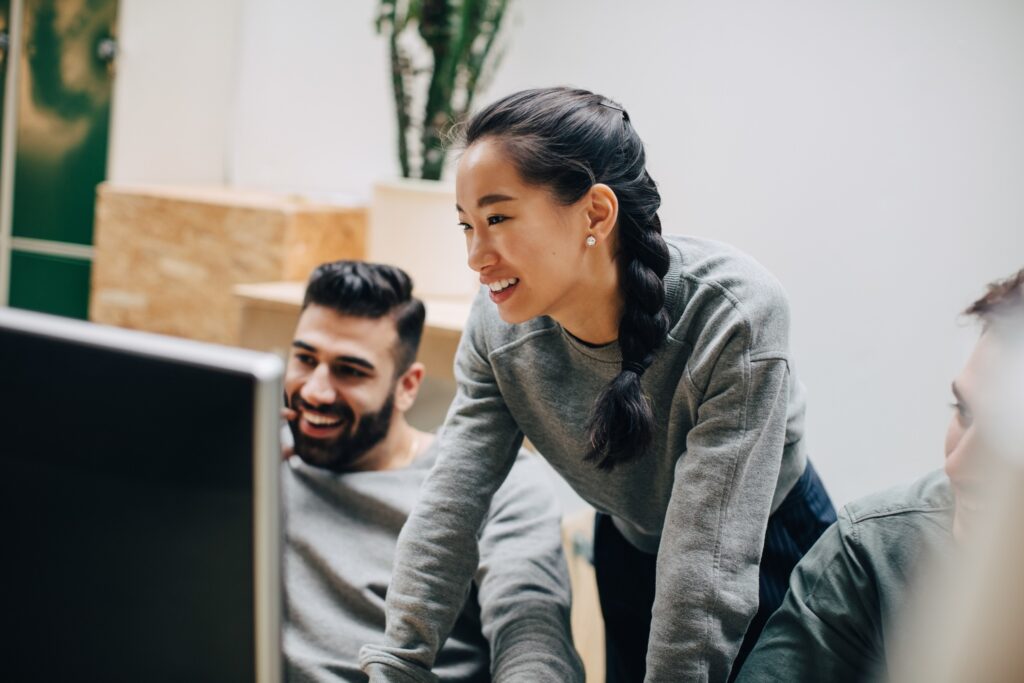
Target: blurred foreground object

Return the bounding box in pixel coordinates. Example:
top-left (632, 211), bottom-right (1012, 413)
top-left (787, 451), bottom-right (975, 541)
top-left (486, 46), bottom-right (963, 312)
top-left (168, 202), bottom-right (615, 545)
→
top-left (737, 268), bottom-right (1024, 683)
top-left (890, 312), bottom-right (1024, 683)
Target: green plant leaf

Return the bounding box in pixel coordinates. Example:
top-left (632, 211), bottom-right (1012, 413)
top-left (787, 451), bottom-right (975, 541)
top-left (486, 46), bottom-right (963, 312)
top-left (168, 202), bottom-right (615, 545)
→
top-left (378, 0), bottom-right (512, 178)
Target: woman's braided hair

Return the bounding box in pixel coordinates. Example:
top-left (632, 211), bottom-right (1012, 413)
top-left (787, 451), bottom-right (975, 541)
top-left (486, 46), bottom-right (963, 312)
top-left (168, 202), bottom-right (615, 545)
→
top-left (463, 87), bottom-right (670, 470)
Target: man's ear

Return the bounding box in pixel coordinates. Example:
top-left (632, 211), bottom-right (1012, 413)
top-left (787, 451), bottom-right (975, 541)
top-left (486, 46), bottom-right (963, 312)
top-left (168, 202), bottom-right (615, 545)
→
top-left (585, 183), bottom-right (619, 244)
top-left (393, 361), bottom-right (425, 414)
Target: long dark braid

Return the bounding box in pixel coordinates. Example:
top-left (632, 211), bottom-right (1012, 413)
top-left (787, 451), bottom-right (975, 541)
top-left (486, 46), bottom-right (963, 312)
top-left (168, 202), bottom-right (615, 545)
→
top-left (588, 206), bottom-right (670, 469)
top-left (464, 87), bottom-right (670, 470)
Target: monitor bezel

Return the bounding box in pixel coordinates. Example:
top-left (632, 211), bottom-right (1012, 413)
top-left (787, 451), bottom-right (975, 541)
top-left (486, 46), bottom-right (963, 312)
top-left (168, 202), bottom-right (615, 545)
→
top-left (0, 308), bottom-right (284, 683)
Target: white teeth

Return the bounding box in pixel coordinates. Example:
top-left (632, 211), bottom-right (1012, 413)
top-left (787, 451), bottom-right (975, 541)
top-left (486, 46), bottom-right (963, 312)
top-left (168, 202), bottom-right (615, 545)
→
top-left (304, 412), bottom-right (342, 427)
top-left (488, 277), bottom-right (519, 292)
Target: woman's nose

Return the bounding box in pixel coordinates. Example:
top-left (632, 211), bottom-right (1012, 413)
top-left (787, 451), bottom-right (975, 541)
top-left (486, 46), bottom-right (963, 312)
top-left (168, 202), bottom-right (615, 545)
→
top-left (466, 230), bottom-right (498, 273)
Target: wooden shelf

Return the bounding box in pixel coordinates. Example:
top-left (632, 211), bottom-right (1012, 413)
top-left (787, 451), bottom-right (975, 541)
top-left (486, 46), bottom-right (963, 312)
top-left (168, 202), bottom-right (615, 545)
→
top-left (233, 281), bottom-right (473, 334)
top-left (90, 183), bottom-right (367, 345)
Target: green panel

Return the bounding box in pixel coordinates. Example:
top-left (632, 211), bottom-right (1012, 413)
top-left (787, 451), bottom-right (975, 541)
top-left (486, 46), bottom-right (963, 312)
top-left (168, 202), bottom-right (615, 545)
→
top-left (11, 0), bottom-right (118, 245)
top-left (9, 250), bottom-right (91, 319)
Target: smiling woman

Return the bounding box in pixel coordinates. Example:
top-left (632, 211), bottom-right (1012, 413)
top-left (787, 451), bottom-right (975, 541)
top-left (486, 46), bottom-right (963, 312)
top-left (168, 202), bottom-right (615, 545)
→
top-left (360, 87), bottom-right (837, 683)
top-left (456, 138), bottom-right (628, 345)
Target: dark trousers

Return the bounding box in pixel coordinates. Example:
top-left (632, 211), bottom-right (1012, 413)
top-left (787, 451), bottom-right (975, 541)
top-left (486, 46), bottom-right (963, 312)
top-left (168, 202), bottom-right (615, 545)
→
top-left (593, 461), bottom-right (836, 683)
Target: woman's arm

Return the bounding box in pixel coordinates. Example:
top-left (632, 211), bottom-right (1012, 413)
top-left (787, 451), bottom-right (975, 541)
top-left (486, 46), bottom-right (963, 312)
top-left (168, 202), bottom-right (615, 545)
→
top-left (359, 301), bottom-right (524, 682)
top-left (646, 283), bottom-right (795, 682)
top-left (475, 452), bottom-right (585, 681)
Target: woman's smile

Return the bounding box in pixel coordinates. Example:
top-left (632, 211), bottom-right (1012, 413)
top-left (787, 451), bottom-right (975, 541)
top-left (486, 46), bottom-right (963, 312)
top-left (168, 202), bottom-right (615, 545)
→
top-left (485, 277), bottom-right (520, 303)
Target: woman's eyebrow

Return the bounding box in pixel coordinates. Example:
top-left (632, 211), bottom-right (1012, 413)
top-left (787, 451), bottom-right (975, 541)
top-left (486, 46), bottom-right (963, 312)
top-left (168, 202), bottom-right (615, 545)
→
top-left (456, 193), bottom-right (517, 212)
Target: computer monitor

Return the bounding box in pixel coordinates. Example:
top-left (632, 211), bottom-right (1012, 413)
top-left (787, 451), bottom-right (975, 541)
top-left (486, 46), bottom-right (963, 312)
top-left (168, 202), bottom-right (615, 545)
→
top-left (0, 308), bottom-right (284, 683)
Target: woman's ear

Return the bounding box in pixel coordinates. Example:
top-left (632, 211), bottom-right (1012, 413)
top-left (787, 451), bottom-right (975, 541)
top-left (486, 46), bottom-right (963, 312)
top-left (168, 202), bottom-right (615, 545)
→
top-left (585, 183), bottom-right (619, 243)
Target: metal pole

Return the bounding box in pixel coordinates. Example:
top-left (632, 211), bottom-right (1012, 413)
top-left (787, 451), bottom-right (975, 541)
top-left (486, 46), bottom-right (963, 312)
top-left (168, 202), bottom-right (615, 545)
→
top-left (0, 0), bottom-right (23, 307)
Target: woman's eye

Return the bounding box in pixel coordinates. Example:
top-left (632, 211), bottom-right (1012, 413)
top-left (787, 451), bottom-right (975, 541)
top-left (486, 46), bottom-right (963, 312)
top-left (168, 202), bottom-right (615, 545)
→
top-left (487, 214), bottom-right (508, 225)
top-left (458, 222), bottom-right (473, 232)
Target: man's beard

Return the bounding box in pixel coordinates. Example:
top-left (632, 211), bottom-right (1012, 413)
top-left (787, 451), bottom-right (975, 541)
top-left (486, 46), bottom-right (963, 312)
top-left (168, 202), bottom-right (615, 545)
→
top-left (287, 391), bottom-right (395, 472)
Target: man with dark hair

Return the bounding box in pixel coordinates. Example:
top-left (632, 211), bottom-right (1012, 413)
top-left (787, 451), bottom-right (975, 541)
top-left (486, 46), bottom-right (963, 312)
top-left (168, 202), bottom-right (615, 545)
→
top-left (281, 261), bottom-right (583, 682)
top-left (736, 268), bottom-right (1024, 683)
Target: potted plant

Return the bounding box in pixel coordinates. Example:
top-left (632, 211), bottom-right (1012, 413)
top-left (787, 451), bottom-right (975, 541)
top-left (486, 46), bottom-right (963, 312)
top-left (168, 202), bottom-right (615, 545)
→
top-left (369, 0), bottom-right (512, 300)
top-left (376, 0), bottom-right (510, 180)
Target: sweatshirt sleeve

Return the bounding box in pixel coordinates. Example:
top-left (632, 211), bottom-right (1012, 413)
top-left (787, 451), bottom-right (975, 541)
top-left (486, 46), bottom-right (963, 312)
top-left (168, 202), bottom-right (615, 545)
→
top-left (645, 289), bottom-right (793, 682)
top-left (359, 296), bottom-right (525, 682)
top-left (734, 515), bottom-right (879, 683)
top-left (475, 452), bottom-right (584, 682)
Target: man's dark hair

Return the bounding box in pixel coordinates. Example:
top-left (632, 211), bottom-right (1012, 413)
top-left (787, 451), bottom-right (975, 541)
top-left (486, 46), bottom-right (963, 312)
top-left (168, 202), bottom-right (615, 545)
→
top-left (302, 261), bottom-right (426, 373)
top-left (965, 267), bottom-right (1024, 334)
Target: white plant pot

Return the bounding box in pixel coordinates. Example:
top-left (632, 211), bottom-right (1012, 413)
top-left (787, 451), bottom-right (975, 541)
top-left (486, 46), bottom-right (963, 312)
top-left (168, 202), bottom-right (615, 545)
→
top-left (367, 178), bottom-right (479, 301)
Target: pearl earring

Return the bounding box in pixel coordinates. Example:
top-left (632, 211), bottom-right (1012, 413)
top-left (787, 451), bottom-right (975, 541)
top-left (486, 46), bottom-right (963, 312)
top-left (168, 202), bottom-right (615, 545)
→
top-left (586, 235), bottom-right (597, 247)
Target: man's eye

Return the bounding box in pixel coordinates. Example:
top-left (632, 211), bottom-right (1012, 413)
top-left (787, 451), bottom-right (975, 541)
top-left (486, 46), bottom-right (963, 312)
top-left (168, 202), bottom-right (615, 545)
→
top-left (487, 215), bottom-right (508, 225)
top-left (334, 365), bottom-right (366, 378)
top-left (951, 401), bottom-right (973, 424)
top-left (296, 354), bottom-right (316, 366)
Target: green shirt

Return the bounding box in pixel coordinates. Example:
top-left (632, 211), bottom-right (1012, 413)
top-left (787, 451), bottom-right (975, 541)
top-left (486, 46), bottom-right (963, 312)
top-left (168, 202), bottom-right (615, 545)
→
top-left (736, 469), bottom-right (954, 683)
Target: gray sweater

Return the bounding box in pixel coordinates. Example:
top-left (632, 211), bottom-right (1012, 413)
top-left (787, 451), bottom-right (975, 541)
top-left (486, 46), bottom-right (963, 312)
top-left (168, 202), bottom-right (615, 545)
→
top-left (361, 236), bottom-right (808, 682)
top-left (284, 446), bottom-right (582, 682)
top-left (735, 470), bottom-right (954, 683)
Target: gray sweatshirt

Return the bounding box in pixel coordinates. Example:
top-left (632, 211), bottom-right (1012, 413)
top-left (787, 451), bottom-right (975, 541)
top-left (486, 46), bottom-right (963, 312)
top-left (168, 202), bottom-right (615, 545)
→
top-left (735, 470), bottom-right (954, 683)
top-left (284, 445), bottom-right (582, 682)
top-left (360, 235), bottom-right (808, 682)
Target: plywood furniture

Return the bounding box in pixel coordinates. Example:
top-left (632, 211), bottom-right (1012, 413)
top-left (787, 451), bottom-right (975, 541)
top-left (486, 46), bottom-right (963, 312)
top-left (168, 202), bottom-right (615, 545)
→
top-left (562, 507), bottom-right (606, 683)
top-left (90, 183), bottom-right (366, 345)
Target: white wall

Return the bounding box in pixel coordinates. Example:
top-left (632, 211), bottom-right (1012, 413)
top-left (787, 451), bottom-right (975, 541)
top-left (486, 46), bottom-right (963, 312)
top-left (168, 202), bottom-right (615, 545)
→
top-left (107, 0), bottom-right (245, 184)
top-left (228, 0), bottom-right (395, 199)
top-left (114, 0), bottom-right (1024, 508)
top-left (478, 0), bottom-right (1024, 507)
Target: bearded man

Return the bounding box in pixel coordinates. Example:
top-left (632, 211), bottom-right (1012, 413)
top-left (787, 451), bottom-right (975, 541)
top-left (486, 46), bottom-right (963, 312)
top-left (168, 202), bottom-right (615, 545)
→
top-left (280, 260), bottom-right (582, 683)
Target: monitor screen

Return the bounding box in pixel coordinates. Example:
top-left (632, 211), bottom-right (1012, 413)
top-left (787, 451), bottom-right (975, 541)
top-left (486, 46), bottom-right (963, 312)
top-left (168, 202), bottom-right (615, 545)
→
top-left (0, 309), bottom-right (283, 683)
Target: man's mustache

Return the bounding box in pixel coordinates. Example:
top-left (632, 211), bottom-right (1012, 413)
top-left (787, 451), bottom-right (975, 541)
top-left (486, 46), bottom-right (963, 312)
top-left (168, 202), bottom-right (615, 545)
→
top-left (290, 396), bottom-right (355, 424)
